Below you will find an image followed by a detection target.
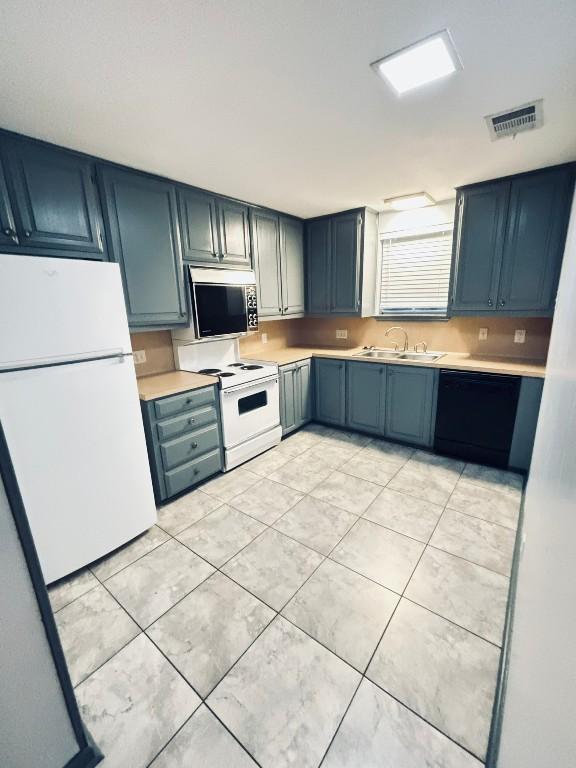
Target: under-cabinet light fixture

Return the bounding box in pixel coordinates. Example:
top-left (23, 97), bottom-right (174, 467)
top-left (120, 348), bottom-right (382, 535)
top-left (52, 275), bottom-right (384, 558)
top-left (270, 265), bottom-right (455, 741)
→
top-left (371, 30), bottom-right (461, 94)
top-left (383, 192), bottom-right (435, 211)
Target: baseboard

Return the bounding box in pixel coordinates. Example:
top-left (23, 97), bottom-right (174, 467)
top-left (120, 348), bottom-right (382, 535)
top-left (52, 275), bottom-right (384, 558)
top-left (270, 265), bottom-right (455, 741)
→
top-left (484, 493), bottom-right (526, 767)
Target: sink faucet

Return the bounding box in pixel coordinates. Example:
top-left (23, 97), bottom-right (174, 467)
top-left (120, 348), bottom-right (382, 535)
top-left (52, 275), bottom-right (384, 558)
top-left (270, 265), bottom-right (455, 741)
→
top-left (384, 326), bottom-right (409, 352)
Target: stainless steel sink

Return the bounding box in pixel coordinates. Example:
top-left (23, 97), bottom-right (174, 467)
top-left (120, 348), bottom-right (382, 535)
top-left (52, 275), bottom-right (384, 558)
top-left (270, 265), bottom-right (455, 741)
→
top-left (353, 349), bottom-right (403, 359)
top-left (397, 352), bottom-right (445, 362)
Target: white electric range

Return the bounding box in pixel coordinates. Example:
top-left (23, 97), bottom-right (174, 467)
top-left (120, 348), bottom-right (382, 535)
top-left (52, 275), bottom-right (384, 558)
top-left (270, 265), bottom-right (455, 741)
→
top-left (172, 337), bottom-right (282, 470)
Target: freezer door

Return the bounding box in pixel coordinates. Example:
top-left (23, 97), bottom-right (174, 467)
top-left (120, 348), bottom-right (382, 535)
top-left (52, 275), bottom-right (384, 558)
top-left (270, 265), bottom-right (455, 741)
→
top-left (0, 355), bottom-right (156, 583)
top-left (0, 255), bottom-right (132, 369)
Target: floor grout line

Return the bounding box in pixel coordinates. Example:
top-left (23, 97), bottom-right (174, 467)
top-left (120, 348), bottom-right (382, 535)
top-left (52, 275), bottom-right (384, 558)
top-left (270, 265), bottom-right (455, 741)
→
top-left (52, 425), bottom-right (523, 766)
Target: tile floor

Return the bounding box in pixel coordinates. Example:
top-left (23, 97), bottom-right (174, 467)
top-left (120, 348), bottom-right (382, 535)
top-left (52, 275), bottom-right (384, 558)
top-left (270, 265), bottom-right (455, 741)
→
top-left (49, 424), bottom-right (523, 767)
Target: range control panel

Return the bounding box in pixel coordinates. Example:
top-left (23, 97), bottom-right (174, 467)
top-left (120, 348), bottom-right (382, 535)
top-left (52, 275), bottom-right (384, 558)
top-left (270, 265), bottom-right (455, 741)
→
top-left (246, 285), bottom-right (258, 331)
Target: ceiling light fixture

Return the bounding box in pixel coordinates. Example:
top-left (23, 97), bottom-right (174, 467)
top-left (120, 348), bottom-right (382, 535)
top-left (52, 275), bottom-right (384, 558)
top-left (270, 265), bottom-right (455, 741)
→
top-left (384, 192), bottom-right (436, 211)
top-left (371, 30), bottom-right (461, 94)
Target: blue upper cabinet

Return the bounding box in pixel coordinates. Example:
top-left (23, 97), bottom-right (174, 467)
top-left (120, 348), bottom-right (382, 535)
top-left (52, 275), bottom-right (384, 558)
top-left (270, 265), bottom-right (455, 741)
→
top-left (0, 156), bottom-right (17, 247)
top-left (251, 209), bottom-right (282, 316)
top-left (179, 188), bottom-right (251, 269)
top-left (305, 208), bottom-right (378, 317)
top-left (217, 198), bottom-right (251, 268)
top-left (314, 358), bottom-right (346, 426)
top-left (279, 216), bottom-right (305, 314)
top-left (346, 361), bottom-right (386, 434)
top-left (0, 137), bottom-right (105, 259)
top-left (306, 218), bottom-right (331, 313)
top-left (98, 167), bottom-right (187, 328)
top-left (498, 167), bottom-right (574, 312)
top-left (450, 182), bottom-right (508, 312)
top-left (451, 164), bottom-right (575, 316)
top-left (331, 212), bottom-right (361, 313)
top-left (385, 365), bottom-right (437, 447)
top-left (177, 187), bottom-right (220, 264)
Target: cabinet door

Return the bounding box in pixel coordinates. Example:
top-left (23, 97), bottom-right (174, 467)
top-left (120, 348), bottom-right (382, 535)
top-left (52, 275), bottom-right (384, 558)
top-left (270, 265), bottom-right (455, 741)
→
top-left (346, 361), bottom-right (385, 435)
top-left (296, 360), bottom-right (312, 426)
top-left (498, 168), bottom-right (574, 312)
top-left (3, 139), bottom-right (104, 257)
top-left (385, 366), bottom-right (437, 447)
top-left (279, 364), bottom-right (298, 435)
top-left (217, 199), bottom-right (251, 267)
top-left (178, 187), bottom-right (219, 264)
top-left (0, 157), bottom-right (18, 247)
top-left (509, 377), bottom-right (544, 471)
top-left (280, 217), bottom-right (305, 314)
top-left (314, 358), bottom-right (346, 425)
top-left (99, 167), bottom-right (187, 327)
top-left (306, 218), bottom-right (331, 313)
top-left (251, 210), bottom-right (282, 317)
top-left (451, 184), bottom-right (509, 312)
top-left (331, 212), bottom-right (360, 314)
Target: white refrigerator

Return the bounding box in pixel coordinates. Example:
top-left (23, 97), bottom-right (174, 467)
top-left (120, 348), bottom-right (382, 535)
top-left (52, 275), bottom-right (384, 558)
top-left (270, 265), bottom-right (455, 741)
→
top-left (0, 254), bottom-right (157, 584)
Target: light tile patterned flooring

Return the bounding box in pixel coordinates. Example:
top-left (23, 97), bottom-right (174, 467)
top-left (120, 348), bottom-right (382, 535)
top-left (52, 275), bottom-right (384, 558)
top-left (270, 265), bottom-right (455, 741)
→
top-left (49, 424), bottom-right (523, 767)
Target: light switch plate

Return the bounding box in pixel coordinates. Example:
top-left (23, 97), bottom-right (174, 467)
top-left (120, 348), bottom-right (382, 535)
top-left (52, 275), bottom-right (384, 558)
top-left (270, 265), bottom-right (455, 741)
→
top-left (133, 350), bottom-right (147, 364)
top-left (336, 329), bottom-right (348, 339)
top-left (478, 328), bottom-right (488, 341)
top-left (514, 329), bottom-right (526, 344)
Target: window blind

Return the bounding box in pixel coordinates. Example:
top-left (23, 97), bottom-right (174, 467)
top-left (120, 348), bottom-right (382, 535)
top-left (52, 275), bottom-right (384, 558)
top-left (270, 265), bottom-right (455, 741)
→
top-left (378, 226), bottom-right (454, 316)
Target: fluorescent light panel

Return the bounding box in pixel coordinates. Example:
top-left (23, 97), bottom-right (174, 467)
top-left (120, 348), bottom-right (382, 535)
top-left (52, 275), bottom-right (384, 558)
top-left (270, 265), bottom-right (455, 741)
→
top-left (384, 192), bottom-right (435, 211)
top-left (372, 30), bottom-right (461, 94)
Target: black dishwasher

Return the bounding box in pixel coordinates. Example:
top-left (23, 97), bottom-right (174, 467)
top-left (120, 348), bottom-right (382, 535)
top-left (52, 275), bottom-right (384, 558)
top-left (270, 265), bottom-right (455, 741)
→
top-left (434, 370), bottom-right (520, 468)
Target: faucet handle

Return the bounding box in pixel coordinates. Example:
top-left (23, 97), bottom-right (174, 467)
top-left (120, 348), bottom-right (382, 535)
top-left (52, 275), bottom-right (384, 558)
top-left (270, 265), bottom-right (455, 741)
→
top-left (414, 341), bottom-right (428, 353)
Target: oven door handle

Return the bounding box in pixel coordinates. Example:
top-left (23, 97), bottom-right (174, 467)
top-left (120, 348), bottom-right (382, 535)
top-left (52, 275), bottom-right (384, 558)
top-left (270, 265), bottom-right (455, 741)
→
top-left (221, 375), bottom-right (278, 394)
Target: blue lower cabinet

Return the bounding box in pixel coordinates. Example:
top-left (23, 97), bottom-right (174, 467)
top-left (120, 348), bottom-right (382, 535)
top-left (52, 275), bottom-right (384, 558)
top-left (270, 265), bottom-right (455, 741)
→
top-left (280, 359), bottom-right (312, 435)
top-left (346, 361), bottom-right (386, 434)
top-left (140, 384), bottom-right (223, 502)
top-left (509, 377), bottom-right (544, 471)
top-left (314, 358), bottom-right (346, 426)
top-left (385, 365), bottom-right (438, 447)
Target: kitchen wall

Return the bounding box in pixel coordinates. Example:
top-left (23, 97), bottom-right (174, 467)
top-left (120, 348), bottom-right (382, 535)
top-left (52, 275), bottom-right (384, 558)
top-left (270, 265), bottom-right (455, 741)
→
top-left (130, 331), bottom-right (175, 377)
top-left (241, 316), bottom-right (552, 361)
top-left (496, 193), bottom-right (576, 767)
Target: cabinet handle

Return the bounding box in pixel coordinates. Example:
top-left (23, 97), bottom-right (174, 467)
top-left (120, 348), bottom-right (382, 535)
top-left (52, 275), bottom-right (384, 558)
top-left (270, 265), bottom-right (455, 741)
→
top-left (24, 230), bottom-right (31, 238)
top-left (193, 468), bottom-right (199, 476)
top-left (499, 299), bottom-right (506, 307)
top-left (190, 442), bottom-right (198, 450)
top-left (189, 417), bottom-right (195, 424)
top-left (284, 306), bottom-right (288, 312)
top-left (3, 228), bottom-right (13, 237)
top-left (487, 298), bottom-right (493, 307)
top-left (278, 306), bottom-right (282, 313)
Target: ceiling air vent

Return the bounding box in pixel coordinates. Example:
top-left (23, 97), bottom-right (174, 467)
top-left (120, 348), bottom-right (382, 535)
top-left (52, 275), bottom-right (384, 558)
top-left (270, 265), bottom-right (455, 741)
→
top-left (485, 99), bottom-right (543, 141)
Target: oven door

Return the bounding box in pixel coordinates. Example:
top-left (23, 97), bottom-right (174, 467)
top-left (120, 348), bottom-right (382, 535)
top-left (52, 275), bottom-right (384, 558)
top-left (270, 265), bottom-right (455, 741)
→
top-left (220, 376), bottom-right (280, 448)
top-left (193, 283), bottom-right (248, 338)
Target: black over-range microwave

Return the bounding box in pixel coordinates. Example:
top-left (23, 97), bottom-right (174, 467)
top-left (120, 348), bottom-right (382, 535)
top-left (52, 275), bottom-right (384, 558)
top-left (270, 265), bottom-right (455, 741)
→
top-left (186, 267), bottom-right (258, 339)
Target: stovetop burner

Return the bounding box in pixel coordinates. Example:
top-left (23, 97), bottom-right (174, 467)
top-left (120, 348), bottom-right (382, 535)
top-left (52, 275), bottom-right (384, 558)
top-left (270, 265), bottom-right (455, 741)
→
top-left (241, 364), bottom-right (264, 370)
top-left (198, 368), bottom-right (221, 375)
top-left (219, 371), bottom-right (236, 377)
top-left (227, 363), bottom-right (244, 368)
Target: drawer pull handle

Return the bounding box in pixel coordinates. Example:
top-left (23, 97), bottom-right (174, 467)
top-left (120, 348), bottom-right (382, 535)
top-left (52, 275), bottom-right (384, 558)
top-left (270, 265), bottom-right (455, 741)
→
top-left (189, 418), bottom-right (195, 424)
top-left (186, 398), bottom-right (193, 404)
top-left (190, 442), bottom-right (198, 450)
top-left (193, 468), bottom-right (199, 476)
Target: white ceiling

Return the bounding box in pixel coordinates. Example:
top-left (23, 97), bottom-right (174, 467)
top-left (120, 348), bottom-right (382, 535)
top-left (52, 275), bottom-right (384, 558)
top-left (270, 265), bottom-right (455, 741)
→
top-left (0, 0), bottom-right (575, 218)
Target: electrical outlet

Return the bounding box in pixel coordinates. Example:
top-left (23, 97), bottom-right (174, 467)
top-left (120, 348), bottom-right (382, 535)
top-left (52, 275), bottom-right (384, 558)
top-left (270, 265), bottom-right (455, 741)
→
top-left (514, 329), bottom-right (526, 344)
top-left (261, 333), bottom-right (268, 344)
top-left (336, 329), bottom-right (348, 340)
top-left (133, 349), bottom-right (147, 364)
top-left (478, 328), bottom-right (488, 341)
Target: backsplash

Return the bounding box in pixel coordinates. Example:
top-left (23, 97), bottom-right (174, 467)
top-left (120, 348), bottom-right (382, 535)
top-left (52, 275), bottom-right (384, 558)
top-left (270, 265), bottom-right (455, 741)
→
top-left (130, 331), bottom-right (174, 377)
top-left (241, 316), bottom-right (552, 361)
top-left (132, 315), bottom-right (551, 378)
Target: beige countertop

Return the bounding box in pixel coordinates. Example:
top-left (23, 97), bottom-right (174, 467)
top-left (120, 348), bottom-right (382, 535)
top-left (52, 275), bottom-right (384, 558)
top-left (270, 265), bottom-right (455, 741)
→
top-left (248, 346), bottom-right (547, 378)
top-left (137, 370), bottom-right (218, 401)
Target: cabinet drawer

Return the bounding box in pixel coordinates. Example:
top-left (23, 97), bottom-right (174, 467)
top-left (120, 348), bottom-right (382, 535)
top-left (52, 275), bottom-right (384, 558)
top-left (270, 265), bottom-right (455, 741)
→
top-left (160, 424), bottom-right (220, 472)
top-left (164, 449), bottom-right (222, 497)
top-left (156, 405), bottom-right (217, 442)
top-left (154, 386), bottom-right (216, 420)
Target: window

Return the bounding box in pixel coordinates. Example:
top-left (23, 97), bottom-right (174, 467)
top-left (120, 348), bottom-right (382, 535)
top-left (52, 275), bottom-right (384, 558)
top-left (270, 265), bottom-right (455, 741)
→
top-left (377, 224), bottom-right (454, 316)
